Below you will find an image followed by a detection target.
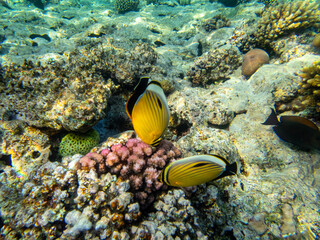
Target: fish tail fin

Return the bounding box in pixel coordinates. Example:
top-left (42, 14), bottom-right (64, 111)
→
top-left (262, 108), bottom-right (279, 125)
top-left (215, 162), bottom-right (238, 180)
top-left (226, 162), bottom-right (238, 176)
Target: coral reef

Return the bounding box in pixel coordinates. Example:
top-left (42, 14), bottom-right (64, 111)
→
top-left (59, 129), bottom-right (100, 158)
top-left (77, 138), bottom-right (181, 207)
top-left (0, 159), bottom-right (141, 239)
top-left (0, 41), bottom-right (158, 132)
top-left (135, 189), bottom-right (207, 239)
top-left (203, 15), bottom-right (231, 32)
top-left (114, 0), bottom-right (139, 13)
top-left (187, 46), bottom-right (241, 86)
top-left (0, 133), bottom-right (209, 239)
top-left (242, 48), bottom-right (269, 78)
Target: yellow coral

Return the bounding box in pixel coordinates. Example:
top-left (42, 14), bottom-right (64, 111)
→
top-left (298, 61), bottom-right (320, 112)
top-left (255, 1), bottom-right (320, 45)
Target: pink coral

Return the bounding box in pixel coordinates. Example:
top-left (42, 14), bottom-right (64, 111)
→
top-left (79, 152), bottom-right (105, 172)
top-left (78, 139), bottom-right (181, 207)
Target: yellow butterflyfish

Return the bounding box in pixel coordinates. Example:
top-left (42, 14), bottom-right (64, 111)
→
top-left (126, 77), bottom-right (170, 146)
top-left (158, 154), bottom-right (238, 187)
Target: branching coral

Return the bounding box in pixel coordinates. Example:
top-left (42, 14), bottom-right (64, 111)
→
top-left (187, 46), bottom-right (241, 86)
top-left (254, 1), bottom-right (320, 47)
top-left (78, 138), bottom-right (181, 207)
top-left (230, 1), bottom-right (320, 53)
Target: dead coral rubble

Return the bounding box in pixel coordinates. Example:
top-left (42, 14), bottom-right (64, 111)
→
top-left (187, 46), bottom-right (241, 86)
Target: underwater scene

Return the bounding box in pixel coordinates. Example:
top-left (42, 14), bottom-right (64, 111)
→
top-left (0, 0), bottom-right (320, 239)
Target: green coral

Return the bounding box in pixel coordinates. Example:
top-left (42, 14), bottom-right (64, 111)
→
top-left (59, 129), bottom-right (100, 157)
top-left (114, 0), bottom-right (139, 13)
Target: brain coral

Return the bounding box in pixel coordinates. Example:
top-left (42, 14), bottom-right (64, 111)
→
top-left (242, 48), bottom-right (270, 78)
top-left (59, 128), bottom-right (100, 157)
top-left (114, 0), bottom-right (139, 13)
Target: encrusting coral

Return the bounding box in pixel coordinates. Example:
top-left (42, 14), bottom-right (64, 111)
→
top-left (187, 46), bottom-right (241, 86)
top-left (77, 138), bottom-right (182, 207)
top-left (59, 129), bottom-right (100, 157)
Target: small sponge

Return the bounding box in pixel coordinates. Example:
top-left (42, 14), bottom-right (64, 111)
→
top-left (59, 129), bottom-right (100, 157)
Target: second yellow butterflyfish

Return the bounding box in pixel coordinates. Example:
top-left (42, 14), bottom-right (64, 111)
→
top-left (158, 154), bottom-right (238, 187)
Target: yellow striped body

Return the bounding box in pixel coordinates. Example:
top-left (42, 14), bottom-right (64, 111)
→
top-left (127, 80), bottom-right (170, 146)
top-left (159, 155), bottom-right (237, 187)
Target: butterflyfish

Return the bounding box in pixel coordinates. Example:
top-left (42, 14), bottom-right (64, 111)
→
top-left (126, 77), bottom-right (170, 146)
top-left (158, 154), bottom-right (238, 187)
top-left (262, 108), bottom-right (320, 150)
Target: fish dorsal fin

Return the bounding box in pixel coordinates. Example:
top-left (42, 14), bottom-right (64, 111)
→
top-left (126, 77), bottom-right (150, 119)
top-left (280, 116), bottom-right (319, 131)
top-left (209, 154), bottom-right (230, 165)
top-left (262, 108), bottom-right (280, 125)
